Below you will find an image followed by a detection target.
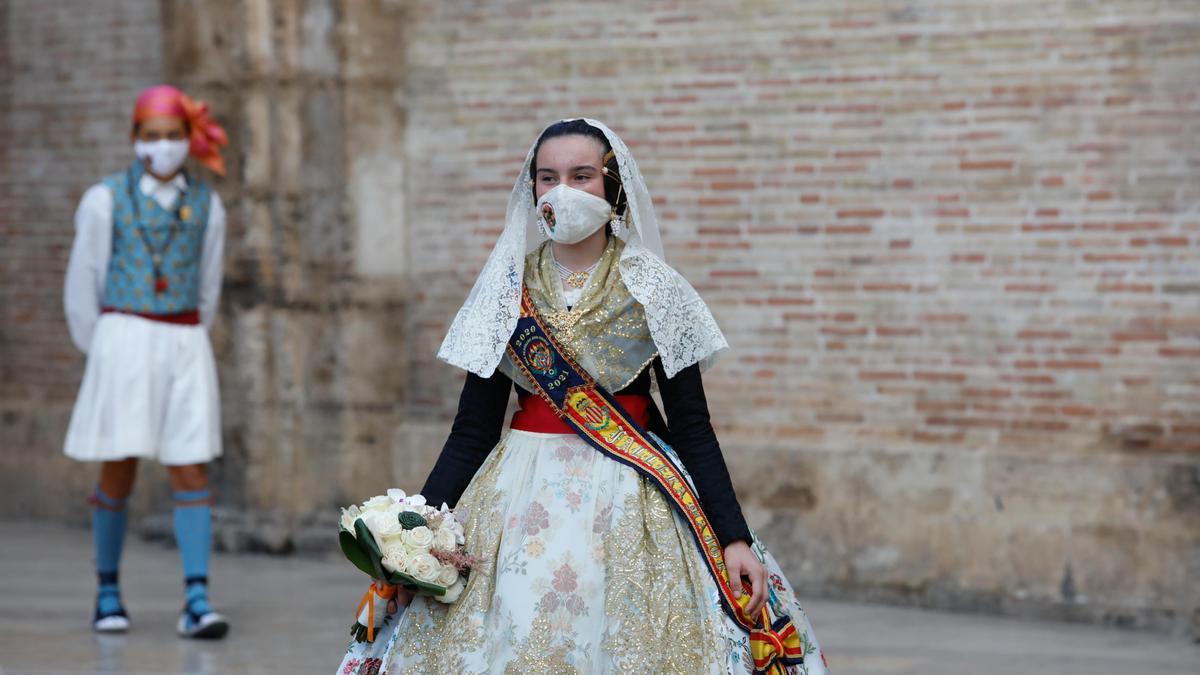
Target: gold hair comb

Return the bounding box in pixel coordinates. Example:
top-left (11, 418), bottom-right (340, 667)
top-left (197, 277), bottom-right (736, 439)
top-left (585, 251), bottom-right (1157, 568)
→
top-left (601, 150), bottom-right (617, 174)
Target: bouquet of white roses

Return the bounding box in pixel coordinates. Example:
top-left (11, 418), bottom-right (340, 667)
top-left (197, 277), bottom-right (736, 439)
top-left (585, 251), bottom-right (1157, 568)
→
top-left (339, 489), bottom-right (481, 642)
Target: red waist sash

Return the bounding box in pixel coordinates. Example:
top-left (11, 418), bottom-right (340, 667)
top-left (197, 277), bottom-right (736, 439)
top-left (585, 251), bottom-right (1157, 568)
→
top-left (512, 392), bottom-right (652, 433)
top-left (102, 307), bottom-right (200, 326)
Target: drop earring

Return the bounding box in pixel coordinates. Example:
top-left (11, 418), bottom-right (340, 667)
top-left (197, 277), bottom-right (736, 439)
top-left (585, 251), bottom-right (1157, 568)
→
top-left (610, 211), bottom-right (624, 236)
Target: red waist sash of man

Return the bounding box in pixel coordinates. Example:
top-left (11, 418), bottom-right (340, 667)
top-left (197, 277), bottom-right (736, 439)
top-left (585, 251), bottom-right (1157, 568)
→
top-left (101, 307), bottom-right (201, 326)
top-left (511, 391), bottom-right (653, 433)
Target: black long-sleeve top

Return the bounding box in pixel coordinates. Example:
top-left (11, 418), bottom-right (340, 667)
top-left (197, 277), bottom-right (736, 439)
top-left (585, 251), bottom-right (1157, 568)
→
top-left (420, 358), bottom-right (753, 547)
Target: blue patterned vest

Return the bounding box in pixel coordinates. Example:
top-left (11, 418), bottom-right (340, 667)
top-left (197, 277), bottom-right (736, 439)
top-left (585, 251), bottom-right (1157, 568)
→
top-left (101, 161), bottom-right (212, 315)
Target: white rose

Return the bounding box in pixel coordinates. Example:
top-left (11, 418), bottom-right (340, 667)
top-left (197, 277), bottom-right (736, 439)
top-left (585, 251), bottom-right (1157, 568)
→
top-left (381, 548), bottom-right (410, 575)
top-left (401, 525), bottom-right (434, 551)
top-left (432, 527), bottom-right (458, 553)
top-left (362, 509), bottom-right (402, 540)
top-left (435, 563), bottom-right (459, 587)
top-left (381, 537), bottom-right (407, 561)
top-left (406, 553), bottom-right (441, 583)
top-left (436, 578), bottom-right (466, 604)
top-left (339, 506), bottom-right (361, 533)
top-left (361, 495), bottom-right (393, 513)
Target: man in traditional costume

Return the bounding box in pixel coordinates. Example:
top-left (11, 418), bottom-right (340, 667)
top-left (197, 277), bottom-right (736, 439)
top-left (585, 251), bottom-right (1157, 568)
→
top-left (63, 85), bottom-right (230, 639)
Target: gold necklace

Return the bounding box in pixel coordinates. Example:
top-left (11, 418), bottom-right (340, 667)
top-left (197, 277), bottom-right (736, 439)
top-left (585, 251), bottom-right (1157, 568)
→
top-left (564, 270), bottom-right (589, 289)
top-left (554, 259), bottom-right (598, 290)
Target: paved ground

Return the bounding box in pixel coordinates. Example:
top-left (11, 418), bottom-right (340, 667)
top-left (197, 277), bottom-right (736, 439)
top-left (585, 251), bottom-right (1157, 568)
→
top-left (0, 521), bottom-right (1195, 675)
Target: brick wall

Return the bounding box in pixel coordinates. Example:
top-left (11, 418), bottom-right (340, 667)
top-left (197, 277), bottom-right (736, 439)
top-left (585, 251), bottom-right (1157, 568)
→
top-left (1, 0), bottom-right (1197, 635)
top-left (400, 0), bottom-right (1200, 633)
top-left (0, 0), bottom-right (166, 516)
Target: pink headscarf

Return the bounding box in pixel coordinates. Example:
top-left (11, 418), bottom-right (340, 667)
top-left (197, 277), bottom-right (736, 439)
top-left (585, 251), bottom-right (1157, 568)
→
top-left (132, 85), bottom-right (228, 176)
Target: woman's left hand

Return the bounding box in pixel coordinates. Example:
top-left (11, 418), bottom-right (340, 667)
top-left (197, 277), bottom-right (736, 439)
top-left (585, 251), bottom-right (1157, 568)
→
top-left (386, 586), bottom-right (414, 613)
top-left (724, 540), bottom-right (768, 617)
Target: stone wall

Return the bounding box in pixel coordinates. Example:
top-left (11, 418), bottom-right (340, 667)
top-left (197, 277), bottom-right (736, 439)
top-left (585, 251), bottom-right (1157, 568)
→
top-left (157, 0), bottom-right (412, 530)
top-left (1, 0), bottom-right (1197, 635)
top-left (398, 0), bottom-right (1200, 634)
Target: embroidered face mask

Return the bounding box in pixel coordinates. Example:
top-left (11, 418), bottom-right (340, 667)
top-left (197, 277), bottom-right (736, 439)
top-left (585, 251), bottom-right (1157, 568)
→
top-left (134, 139), bottom-right (191, 178)
top-left (536, 184), bottom-right (611, 245)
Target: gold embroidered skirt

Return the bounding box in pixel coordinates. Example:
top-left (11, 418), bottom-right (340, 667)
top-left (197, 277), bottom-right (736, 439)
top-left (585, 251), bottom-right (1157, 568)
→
top-left (336, 430), bottom-right (827, 675)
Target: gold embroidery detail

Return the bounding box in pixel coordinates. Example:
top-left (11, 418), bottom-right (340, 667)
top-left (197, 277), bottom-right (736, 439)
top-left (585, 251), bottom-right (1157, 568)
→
top-left (390, 443), bottom-right (509, 673)
top-left (504, 612), bottom-right (579, 674)
top-left (602, 487), bottom-right (720, 672)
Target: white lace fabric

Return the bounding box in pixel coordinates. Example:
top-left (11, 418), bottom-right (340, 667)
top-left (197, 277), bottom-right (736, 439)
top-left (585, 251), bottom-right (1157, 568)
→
top-left (437, 118), bottom-right (728, 379)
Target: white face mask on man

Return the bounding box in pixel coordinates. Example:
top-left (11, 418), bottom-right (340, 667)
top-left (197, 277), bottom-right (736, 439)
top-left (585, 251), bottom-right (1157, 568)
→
top-left (536, 184), bottom-right (612, 245)
top-left (134, 139), bottom-right (191, 178)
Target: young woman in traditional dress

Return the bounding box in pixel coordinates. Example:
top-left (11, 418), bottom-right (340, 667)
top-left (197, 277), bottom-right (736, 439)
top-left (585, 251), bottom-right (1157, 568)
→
top-left (63, 85), bottom-right (230, 639)
top-left (338, 118), bottom-right (828, 674)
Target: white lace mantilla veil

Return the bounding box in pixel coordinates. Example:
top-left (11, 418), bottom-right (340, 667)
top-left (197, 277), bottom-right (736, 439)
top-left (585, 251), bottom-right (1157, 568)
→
top-left (436, 118), bottom-right (729, 380)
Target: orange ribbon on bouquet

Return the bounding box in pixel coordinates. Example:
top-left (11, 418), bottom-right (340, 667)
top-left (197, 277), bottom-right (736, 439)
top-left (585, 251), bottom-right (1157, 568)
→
top-left (354, 580), bottom-right (397, 643)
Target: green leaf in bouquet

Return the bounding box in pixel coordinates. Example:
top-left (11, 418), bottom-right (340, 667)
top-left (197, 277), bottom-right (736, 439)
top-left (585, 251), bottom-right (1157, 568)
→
top-left (382, 569), bottom-right (448, 596)
top-left (353, 518), bottom-right (388, 581)
top-left (338, 527), bottom-right (377, 579)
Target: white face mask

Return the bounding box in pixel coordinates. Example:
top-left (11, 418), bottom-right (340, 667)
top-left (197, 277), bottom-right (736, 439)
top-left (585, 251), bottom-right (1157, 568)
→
top-left (536, 184), bottom-right (612, 245)
top-left (134, 139), bottom-right (191, 178)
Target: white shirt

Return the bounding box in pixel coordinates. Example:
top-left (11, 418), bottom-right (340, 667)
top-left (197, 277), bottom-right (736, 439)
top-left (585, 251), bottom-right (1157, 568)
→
top-left (63, 172), bottom-right (226, 352)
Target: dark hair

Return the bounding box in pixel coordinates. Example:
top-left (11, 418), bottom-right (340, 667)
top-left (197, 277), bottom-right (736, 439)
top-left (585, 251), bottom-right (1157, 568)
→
top-left (530, 119), bottom-right (627, 216)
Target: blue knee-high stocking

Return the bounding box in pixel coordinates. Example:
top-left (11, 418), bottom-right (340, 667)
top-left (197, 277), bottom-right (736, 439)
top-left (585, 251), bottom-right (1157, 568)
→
top-left (92, 487), bottom-right (128, 617)
top-left (173, 489), bottom-right (213, 616)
